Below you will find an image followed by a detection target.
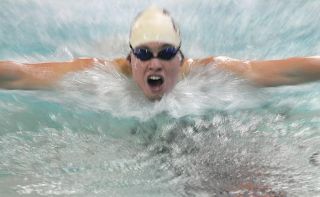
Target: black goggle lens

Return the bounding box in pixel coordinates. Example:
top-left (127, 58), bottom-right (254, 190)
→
top-left (134, 48), bottom-right (154, 61)
top-left (157, 47), bottom-right (178, 60)
top-left (131, 45), bottom-right (180, 61)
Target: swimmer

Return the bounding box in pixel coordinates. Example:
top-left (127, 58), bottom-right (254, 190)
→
top-left (0, 6), bottom-right (320, 100)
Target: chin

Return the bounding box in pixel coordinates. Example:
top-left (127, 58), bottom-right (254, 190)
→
top-left (143, 85), bottom-right (166, 101)
top-left (146, 93), bottom-right (163, 101)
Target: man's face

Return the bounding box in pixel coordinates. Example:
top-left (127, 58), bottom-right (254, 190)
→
top-left (130, 42), bottom-right (182, 100)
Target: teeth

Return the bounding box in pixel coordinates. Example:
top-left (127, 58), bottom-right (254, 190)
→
top-left (149, 76), bottom-right (161, 80)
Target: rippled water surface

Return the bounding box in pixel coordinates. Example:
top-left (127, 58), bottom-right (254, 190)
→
top-left (1, 0), bottom-right (320, 196)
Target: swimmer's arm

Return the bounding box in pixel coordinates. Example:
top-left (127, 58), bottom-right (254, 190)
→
top-left (190, 56), bottom-right (320, 86)
top-left (246, 56), bottom-right (320, 86)
top-left (0, 58), bottom-right (97, 89)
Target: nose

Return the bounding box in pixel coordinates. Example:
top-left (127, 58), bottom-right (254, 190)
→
top-left (148, 58), bottom-right (163, 72)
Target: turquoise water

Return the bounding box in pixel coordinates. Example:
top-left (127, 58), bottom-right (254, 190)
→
top-left (1, 0), bottom-right (320, 196)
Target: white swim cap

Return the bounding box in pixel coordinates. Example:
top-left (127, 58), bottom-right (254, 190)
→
top-left (129, 6), bottom-right (181, 48)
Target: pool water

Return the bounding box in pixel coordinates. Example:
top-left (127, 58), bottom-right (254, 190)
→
top-left (1, 0), bottom-right (320, 196)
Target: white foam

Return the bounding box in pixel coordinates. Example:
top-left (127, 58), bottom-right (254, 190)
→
top-left (49, 61), bottom-right (262, 120)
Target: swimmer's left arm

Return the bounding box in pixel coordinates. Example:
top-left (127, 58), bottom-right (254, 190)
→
top-left (245, 56), bottom-right (320, 86)
top-left (202, 56), bottom-right (320, 87)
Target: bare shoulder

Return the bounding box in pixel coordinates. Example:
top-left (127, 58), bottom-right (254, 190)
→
top-left (111, 58), bottom-right (132, 76)
top-left (182, 56), bottom-right (214, 69)
top-left (180, 56), bottom-right (214, 75)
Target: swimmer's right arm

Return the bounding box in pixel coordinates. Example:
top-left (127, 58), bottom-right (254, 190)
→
top-left (0, 57), bottom-right (131, 90)
top-left (0, 58), bottom-right (97, 89)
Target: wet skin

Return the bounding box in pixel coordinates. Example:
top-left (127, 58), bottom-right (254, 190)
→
top-left (130, 42), bottom-right (182, 100)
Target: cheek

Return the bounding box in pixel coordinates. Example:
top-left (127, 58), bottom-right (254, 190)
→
top-left (131, 58), bottom-right (139, 71)
top-left (131, 60), bottom-right (144, 82)
top-left (167, 60), bottom-right (181, 76)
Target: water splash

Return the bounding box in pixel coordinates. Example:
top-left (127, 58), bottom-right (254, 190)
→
top-left (1, 0), bottom-right (320, 196)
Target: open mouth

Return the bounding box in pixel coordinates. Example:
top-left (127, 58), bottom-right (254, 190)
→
top-left (147, 75), bottom-right (164, 88)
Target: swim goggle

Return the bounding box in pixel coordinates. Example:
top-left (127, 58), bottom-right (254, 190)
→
top-left (130, 43), bottom-right (181, 61)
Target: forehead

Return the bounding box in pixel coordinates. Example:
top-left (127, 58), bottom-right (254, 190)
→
top-left (135, 42), bottom-right (174, 50)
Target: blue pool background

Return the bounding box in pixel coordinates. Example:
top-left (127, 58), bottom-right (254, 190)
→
top-left (0, 0), bottom-right (320, 196)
